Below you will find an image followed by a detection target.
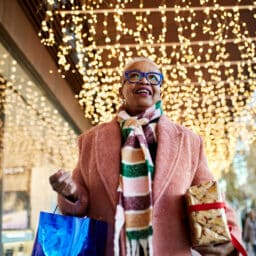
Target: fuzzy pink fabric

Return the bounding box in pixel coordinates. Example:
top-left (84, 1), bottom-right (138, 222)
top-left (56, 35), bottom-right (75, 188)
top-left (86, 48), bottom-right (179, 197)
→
top-left (58, 115), bottom-right (242, 256)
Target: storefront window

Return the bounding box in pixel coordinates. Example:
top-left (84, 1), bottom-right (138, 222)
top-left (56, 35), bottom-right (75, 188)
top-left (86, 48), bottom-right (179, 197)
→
top-left (0, 42), bottom-right (79, 255)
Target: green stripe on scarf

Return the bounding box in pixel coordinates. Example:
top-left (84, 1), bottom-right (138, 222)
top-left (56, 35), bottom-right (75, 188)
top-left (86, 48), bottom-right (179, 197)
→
top-left (127, 226), bottom-right (153, 240)
top-left (155, 100), bottom-right (163, 113)
top-left (121, 127), bottom-right (133, 140)
top-left (121, 161), bottom-right (154, 177)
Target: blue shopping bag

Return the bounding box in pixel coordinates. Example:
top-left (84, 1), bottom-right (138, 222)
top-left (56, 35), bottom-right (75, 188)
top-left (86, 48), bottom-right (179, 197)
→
top-left (32, 212), bottom-right (107, 256)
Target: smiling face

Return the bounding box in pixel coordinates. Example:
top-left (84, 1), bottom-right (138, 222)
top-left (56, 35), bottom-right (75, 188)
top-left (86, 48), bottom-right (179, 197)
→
top-left (119, 59), bottom-right (162, 116)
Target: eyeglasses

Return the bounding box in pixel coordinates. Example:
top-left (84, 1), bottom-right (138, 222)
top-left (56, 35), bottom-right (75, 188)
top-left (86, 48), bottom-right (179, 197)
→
top-left (124, 70), bottom-right (163, 86)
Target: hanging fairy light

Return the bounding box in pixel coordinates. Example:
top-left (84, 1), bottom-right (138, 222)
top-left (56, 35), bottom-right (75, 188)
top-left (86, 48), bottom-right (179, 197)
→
top-left (0, 44), bottom-right (78, 171)
top-left (38, 0), bottom-right (256, 177)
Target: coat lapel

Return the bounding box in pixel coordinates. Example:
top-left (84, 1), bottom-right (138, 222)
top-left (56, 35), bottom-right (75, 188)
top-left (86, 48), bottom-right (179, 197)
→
top-left (153, 115), bottom-right (183, 203)
top-left (95, 118), bottom-right (121, 208)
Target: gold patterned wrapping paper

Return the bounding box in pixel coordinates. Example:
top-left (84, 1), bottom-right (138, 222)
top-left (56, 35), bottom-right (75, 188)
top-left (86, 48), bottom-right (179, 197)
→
top-left (185, 180), bottom-right (231, 246)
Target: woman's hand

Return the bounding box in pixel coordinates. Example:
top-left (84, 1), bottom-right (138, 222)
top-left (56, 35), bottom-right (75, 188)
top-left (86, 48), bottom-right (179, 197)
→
top-left (49, 169), bottom-right (78, 201)
top-left (193, 242), bottom-right (236, 256)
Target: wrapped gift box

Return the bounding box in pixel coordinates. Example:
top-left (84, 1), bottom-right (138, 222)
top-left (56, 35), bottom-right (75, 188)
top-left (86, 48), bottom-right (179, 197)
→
top-left (185, 180), bottom-right (231, 246)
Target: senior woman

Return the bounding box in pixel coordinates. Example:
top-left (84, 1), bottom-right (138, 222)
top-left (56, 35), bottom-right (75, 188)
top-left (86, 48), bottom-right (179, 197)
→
top-left (49, 57), bottom-right (243, 255)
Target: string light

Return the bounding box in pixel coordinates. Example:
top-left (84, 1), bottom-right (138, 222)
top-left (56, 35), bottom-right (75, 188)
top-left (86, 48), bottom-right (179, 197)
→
top-left (0, 44), bottom-right (78, 171)
top-left (37, 0), bottom-right (256, 178)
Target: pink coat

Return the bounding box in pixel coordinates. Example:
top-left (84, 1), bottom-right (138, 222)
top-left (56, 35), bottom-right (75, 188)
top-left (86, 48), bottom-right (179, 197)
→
top-left (58, 115), bottom-right (242, 255)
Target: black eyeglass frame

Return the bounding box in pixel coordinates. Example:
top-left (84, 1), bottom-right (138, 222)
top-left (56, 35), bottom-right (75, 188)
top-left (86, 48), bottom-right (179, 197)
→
top-left (124, 70), bottom-right (164, 86)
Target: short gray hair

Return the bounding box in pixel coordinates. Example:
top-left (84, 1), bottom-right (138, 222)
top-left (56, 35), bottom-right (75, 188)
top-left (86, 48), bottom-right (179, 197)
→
top-left (123, 57), bottom-right (160, 72)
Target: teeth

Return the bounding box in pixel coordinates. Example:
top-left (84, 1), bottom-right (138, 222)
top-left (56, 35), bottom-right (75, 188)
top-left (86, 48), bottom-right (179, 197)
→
top-left (136, 89), bottom-right (149, 93)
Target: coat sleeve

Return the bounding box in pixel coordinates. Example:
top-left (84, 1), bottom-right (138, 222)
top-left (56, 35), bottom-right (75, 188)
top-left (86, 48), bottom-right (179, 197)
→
top-left (192, 136), bottom-right (244, 255)
top-left (57, 135), bottom-right (90, 217)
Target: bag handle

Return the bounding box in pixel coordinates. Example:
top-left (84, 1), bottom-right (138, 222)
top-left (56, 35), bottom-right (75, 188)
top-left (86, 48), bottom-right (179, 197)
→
top-left (53, 205), bottom-right (58, 214)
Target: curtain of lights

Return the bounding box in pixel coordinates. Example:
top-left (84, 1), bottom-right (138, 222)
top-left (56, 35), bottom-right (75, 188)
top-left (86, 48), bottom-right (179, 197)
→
top-left (39, 0), bottom-right (256, 177)
top-left (0, 43), bottom-right (78, 171)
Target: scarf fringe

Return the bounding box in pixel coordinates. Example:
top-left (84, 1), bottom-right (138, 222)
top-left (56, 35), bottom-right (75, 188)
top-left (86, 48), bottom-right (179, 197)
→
top-left (139, 239), bottom-right (148, 255)
top-left (125, 237), bottom-right (153, 256)
top-left (148, 237), bottom-right (153, 256)
top-left (131, 239), bottom-right (139, 256)
top-left (114, 204), bottom-right (125, 256)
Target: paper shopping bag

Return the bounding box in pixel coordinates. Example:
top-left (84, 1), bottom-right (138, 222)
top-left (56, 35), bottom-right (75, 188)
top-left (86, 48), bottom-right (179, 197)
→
top-left (32, 211), bottom-right (107, 256)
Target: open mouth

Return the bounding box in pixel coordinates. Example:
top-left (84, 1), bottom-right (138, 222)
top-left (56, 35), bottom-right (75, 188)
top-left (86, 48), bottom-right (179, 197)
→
top-left (134, 86), bottom-right (152, 96)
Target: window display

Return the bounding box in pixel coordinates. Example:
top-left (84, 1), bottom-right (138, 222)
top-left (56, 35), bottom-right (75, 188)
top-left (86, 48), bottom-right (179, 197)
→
top-left (3, 191), bottom-right (29, 230)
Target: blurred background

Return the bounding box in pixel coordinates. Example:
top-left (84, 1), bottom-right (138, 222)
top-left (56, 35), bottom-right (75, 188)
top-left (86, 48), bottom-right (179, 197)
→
top-left (0, 0), bottom-right (255, 255)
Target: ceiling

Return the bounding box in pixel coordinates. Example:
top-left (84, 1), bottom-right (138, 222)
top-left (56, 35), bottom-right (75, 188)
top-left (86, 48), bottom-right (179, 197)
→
top-left (18, 0), bottom-right (84, 95)
top-left (18, 0), bottom-right (256, 97)
top-left (17, 0), bottom-right (256, 177)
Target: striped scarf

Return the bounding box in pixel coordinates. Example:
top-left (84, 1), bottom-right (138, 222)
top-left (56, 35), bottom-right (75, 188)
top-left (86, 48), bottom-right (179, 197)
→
top-left (114, 101), bottom-right (163, 256)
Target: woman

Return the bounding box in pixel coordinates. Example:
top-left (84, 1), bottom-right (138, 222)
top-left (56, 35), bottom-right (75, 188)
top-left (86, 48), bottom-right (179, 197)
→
top-left (49, 57), bottom-right (242, 255)
top-left (243, 210), bottom-right (256, 255)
